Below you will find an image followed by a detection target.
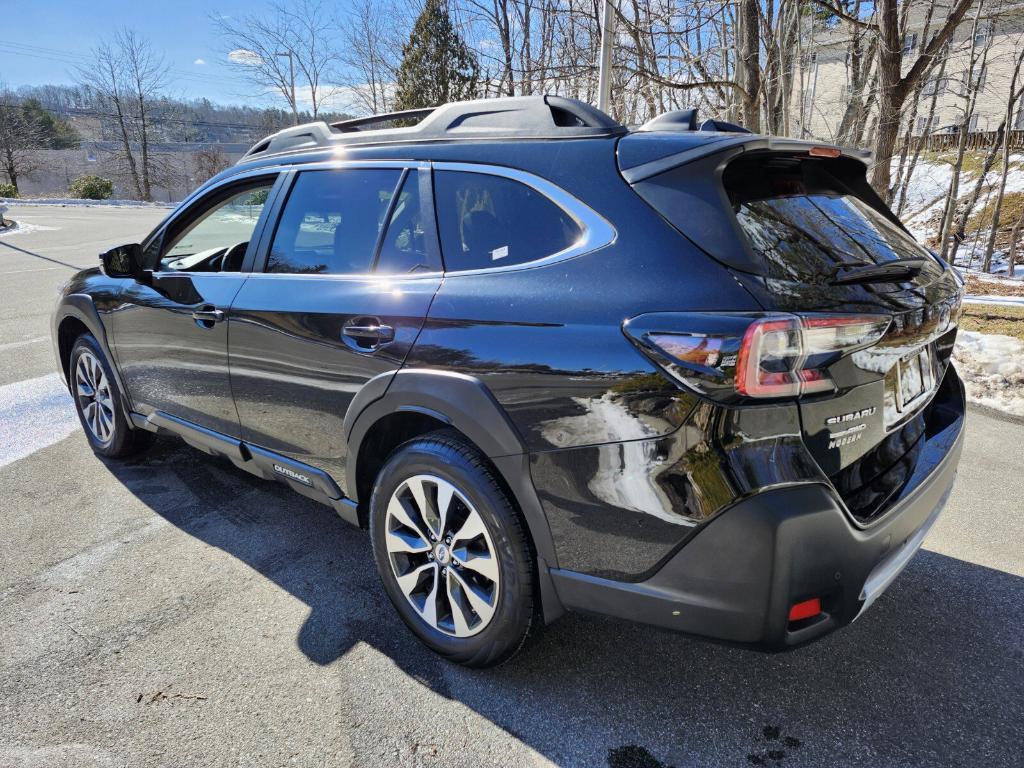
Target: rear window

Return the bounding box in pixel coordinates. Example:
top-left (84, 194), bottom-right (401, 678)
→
top-left (724, 156), bottom-right (931, 283)
top-left (434, 171), bottom-right (581, 271)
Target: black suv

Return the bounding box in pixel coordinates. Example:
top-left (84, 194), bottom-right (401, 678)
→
top-left (52, 96), bottom-right (966, 667)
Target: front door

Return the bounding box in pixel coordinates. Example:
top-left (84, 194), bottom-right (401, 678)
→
top-left (109, 175), bottom-right (280, 436)
top-left (228, 165), bottom-right (441, 485)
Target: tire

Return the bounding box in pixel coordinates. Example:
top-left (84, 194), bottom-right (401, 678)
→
top-left (369, 430), bottom-right (536, 667)
top-left (69, 333), bottom-right (152, 459)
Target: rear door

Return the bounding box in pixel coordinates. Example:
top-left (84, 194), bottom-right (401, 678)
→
top-left (228, 162), bottom-right (442, 485)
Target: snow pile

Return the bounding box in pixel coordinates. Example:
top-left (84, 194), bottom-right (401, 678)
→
top-left (953, 330), bottom-right (1024, 417)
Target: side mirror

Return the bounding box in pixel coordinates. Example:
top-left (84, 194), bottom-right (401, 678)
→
top-left (100, 243), bottom-right (145, 280)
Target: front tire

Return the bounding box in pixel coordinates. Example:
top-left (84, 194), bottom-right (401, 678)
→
top-left (369, 431), bottom-right (536, 667)
top-left (69, 334), bottom-right (151, 458)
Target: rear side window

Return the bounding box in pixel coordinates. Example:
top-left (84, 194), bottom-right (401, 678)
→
top-left (434, 171), bottom-right (581, 271)
top-left (724, 156), bottom-right (931, 282)
top-left (375, 173), bottom-right (436, 274)
top-left (266, 169), bottom-right (401, 274)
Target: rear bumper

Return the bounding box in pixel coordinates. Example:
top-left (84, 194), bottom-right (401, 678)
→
top-left (549, 375), bottom-right (965, 649)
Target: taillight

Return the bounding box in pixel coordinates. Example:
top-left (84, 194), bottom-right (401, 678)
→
top-left (736, 314), bottom-right (891, 398)
top-left (628, 312), bottom-right (890, 402)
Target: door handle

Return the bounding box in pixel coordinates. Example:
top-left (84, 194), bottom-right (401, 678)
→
top-left (342, 318), bottom-right (394, 348)
top-left (192, 307), bottom-right (225, 327)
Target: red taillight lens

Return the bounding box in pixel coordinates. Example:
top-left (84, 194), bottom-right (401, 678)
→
top-left (736, 317), bottom-right (803, 397)
top-left (736, 314), bottom-right (890, 398)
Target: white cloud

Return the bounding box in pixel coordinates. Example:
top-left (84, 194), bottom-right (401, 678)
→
top-left (228, 49), bottom-right (263, 66)
top-left (193, 58), bottom-right (207, 66)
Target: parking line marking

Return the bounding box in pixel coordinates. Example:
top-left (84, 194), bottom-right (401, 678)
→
top-left (0, 336), bottom-right (48, 352)
top-left (0, 267), bottom-right (63, 275)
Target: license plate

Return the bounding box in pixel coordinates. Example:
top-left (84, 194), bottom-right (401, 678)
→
top-left (897, 348), bottom-right (931, 410)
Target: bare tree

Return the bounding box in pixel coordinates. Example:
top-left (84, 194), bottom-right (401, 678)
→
top-left (937, 0), bottom-right (990, 260)
top-left (76, 30), bottom-right (169, 201)
top-left (868, 0), bottom-right (977, 201)
top-left (337, 0), bottom-right (405, 114)
top-left (982, 40), bottom-right (1024, 271)
top-left (214, 0), bottom-right (341, 122)
top-left (0, 87), bottom-right (45, 192)
top-left (193, 146), bottom-right (230, 184)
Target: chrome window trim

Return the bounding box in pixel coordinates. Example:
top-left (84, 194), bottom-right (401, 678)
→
top-left (430, 161), bottom-right (617, 276)
top-left (155, 159), bottom-right (614, 280)
top-left (144, 167), bottom-right (288, 265)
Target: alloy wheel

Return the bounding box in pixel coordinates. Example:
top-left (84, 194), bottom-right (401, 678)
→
top-left (384, 474), bottom-right (500, 637)
top-left (75, 350), bottom-right (115, 445)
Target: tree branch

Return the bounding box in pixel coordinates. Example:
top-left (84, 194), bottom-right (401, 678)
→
top-left (809, 0), bottom-right (878, 30)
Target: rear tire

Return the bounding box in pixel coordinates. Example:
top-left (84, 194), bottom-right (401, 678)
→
top-left (369, 430), bottom-right (536, 667)
top-left (69, 333), bottom-right (152, 459)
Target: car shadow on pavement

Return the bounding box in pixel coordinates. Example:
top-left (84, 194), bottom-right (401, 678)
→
top-left (106, 436), bottom-right (1024, 768)
top-left (0, 238), bottom-right (82, 269)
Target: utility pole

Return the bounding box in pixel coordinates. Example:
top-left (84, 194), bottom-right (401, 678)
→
top-left (597, 0), bottom-right (618, 114)
top-left (276, 50), bottom-right (298, 125)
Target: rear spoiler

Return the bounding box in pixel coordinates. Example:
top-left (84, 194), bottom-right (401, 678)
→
top-left (620, 135), bottom-right (871, 184)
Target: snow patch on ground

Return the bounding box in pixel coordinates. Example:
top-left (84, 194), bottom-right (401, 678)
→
top-left (0, 220), bottom-right (58, 237)
top-left (953, 241), bottom-right (1024, 280)
top-left (964, 295), bottom-right (1024, 307)
top-left (953, 331), bottom-right (1024, 417)
top-left (894, 156), bottom-right (1024, 281)
top-left (898, 160), bottom-right (957, 238)
top-left (1, 197), bottom-right (175, 209)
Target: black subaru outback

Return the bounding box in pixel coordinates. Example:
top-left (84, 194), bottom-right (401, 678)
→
top-left (52, 96), bottom-right (965, 667)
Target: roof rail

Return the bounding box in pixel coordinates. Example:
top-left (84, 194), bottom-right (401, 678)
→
top-left (239, 95), bottom-right (626, 162)
top-left (331, 107), bottom-right (437, 132)
top-left (639, 108), bottom-right (752, 135)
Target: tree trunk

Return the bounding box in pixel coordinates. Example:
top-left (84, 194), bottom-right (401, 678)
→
top-left (871, 0), bottom-right (976, 201)
top-left (1006, 207), bottom-right (1024, 278)
top-left (938, 2), bottom-right (988, 261)
top-left (979, 49), bottom-right (1024, 270)
top-left (737, 0), bottom-right (761, 132)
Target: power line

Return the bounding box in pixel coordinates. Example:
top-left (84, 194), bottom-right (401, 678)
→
top-left (51, 107), bottom-right (273, 132)
top-left (0, 39), bottom-right (247, 86)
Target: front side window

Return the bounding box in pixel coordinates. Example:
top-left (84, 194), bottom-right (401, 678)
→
top-left (434, 171), bottom-right (582, 272)
top-left (160, 182), bottom-right (273, 272)
top-left (266, 169), bottom-right (402, 275)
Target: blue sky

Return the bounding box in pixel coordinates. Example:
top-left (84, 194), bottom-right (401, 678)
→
top-left (0, 0), bottom-right (320, 108)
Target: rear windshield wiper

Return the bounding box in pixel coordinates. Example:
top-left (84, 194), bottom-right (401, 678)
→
top-left (829, 259), bottom-right (927, 285)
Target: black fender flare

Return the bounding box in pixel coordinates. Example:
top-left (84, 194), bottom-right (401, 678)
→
top-left (52, 294), bottom-right (134, 422)
top-left (53, 294), bottom-right (137, 428)
top-left (345, 368), bottom-right (564, 623)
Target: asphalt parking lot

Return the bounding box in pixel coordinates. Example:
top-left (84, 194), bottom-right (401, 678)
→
top-left (1, 204), bottom-right (1022, 768)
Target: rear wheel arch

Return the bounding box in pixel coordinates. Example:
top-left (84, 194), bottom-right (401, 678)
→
top-left (347, 369), bottom-right (565, 623)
